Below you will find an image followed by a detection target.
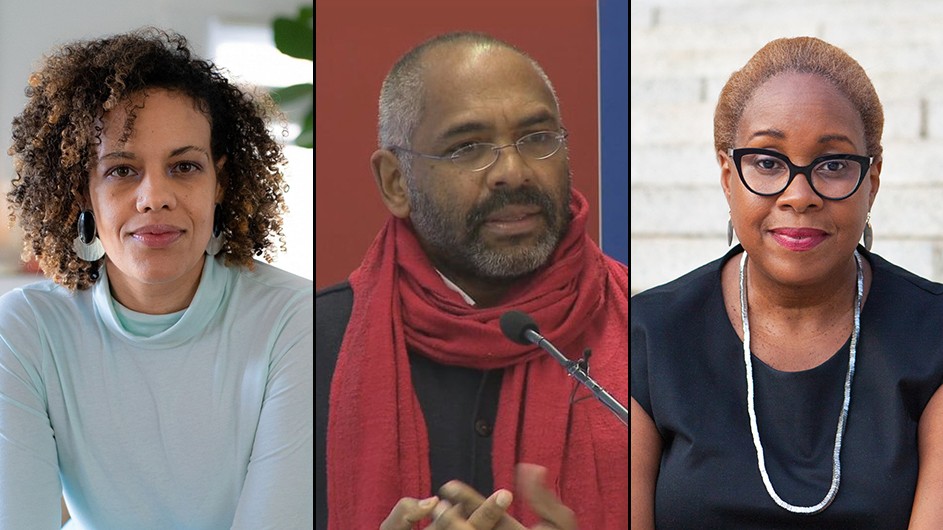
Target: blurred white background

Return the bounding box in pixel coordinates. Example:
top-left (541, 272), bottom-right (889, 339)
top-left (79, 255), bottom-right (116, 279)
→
top-left (0, 0), bottom-right (313, 289)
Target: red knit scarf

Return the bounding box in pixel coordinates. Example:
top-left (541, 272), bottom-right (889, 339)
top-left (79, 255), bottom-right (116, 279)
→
top-left (327, 190), bottom-right (628, 528)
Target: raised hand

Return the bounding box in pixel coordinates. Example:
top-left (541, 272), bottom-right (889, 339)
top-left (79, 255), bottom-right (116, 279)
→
top-left (514, 464), bottom-right (577, 530)
top-left (430, 464), bottom-right (578, 530)
top-left (433, 483), bottom-right (518, 529)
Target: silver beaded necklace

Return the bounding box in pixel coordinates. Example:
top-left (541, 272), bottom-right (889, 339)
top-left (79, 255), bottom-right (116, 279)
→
top-left (738, 250), bottom-right (862, 514)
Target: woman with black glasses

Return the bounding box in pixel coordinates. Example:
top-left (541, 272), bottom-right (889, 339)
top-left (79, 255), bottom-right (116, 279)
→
top-left (632, 36), bottom-right (943, 529)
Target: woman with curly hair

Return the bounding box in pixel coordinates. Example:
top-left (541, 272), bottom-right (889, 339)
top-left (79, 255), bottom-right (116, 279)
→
top-left (0, 28), bottom-right (312, 528)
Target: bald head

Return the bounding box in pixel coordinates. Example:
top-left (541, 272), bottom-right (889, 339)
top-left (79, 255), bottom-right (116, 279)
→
top-left (377, 32), bottom-right (560, 160)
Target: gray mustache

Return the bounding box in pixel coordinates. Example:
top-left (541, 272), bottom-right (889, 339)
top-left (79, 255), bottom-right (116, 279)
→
top-left (466, 188), bottom-right (556, 231)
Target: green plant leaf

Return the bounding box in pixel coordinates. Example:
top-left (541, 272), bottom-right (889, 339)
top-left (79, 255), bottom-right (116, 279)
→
top-left (271, 83), bottom-right (313, 105)
top-left (271, 5), bottom-right (313, 149)
top-left (296, 6), bottom-right (313, 26)
top-left (296, 110), bottom-right (313, 149)
top-left (273, 17), bottom-right (312, 61)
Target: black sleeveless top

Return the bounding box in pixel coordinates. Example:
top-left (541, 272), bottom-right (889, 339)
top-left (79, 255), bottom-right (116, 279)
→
top-left (631, 245), bottom-right (943, 529)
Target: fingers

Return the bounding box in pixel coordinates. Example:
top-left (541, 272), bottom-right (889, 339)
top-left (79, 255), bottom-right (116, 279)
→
top-left (517, 463), bottom-right (578, 529)
top-left (432, 499), bottom-right (473, 529)
top-left (438, 480), bottom-right (487, 516)
top-left (380, 496), bottom-right (439, 530)
top-left (466, 489), bottom-right (516, 529)
top-left (438, 481), bottom-right (524, 530)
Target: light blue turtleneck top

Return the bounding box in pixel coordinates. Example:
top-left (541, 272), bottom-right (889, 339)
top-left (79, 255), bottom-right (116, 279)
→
top-left (0, 256), bottom-right (313, 529)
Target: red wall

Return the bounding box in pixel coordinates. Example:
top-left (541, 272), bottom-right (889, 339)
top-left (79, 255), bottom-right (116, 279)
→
top-left (315, 0), bottom-right (599, 289)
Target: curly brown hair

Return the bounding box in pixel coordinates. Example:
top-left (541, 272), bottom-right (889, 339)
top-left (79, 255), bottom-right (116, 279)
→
top-left (7, 27), bottom-right (289, 290)
top-left (714, 36), bottom-right (884, 158)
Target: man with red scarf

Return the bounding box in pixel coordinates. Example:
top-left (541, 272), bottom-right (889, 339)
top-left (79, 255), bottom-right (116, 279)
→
top-left (316, 32), bottom-right (628, 529)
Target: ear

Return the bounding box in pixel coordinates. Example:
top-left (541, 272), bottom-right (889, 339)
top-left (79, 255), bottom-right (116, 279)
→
top-left (867, 155), bottom-right (882, 209)
top-left (214, 155), bottom-right (228, 203)
top-left (718, 150), bottom-right (734, 202)
top-left (371, 149), bottom-right (410, 218)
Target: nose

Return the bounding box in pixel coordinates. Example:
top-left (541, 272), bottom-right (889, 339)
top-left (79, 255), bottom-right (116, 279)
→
top-left (135, 171), bottom-right (176, 212)
top-left (777, 169), bottom-right (822, 212)
top-left (485, 143), bottom-right (532, 189)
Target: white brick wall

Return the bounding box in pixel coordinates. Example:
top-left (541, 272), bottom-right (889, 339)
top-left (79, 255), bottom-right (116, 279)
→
top-left (631, 0), bottom-right (943, 294)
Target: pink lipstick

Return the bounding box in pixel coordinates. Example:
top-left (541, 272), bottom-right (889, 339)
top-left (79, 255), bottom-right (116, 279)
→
top-left (770, 228), bottom-right (828, 252)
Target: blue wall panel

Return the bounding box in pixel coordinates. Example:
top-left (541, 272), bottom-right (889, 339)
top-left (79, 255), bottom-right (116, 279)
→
top-left (599, 0), bottom-right (628, 264)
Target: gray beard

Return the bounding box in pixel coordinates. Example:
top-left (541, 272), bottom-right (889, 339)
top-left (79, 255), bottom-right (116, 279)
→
top-left (406, 178), bottom-right (571, 280)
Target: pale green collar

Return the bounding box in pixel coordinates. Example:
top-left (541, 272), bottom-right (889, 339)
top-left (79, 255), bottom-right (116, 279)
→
top-left (93, 255), bottom-right (233, 348)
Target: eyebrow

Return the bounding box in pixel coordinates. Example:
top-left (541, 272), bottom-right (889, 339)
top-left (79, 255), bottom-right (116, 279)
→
top-left (817, 133), bottom-right (856, 145)
top-left (98, 145), bottom-right (210, 162)
top-left (99, 150), bottom-right (136, 162)
top-left (437, 111), bottom-right (558, 142)
top-left (516, 111), bottom-right (557, 130)
top-left (748, 129), bottom-right (857, 147)
top-left (170, 145), bottom-right (210, 159)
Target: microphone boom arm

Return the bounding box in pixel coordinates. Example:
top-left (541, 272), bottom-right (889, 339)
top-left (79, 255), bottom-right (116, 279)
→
top-left (524, 329), bottom-right (629, 427)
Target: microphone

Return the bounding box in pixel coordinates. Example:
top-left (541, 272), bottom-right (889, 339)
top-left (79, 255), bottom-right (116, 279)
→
top-left (499, 310), bottom-right (541, 345)
top-left (499, 311), bottom-right (628, 426)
